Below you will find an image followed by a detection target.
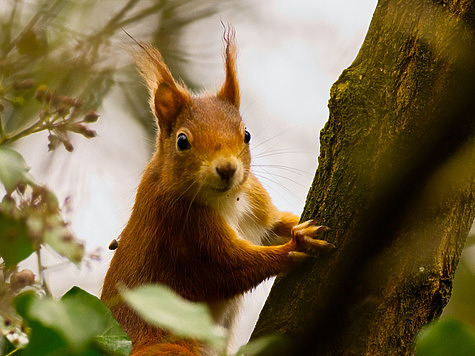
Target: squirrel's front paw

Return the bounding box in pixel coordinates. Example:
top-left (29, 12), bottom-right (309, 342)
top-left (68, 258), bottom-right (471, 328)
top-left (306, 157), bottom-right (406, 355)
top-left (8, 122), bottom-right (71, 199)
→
top-left (288, 251), bottom-right (309, 262)
top-left (291, 220), bottom-right (335, 251)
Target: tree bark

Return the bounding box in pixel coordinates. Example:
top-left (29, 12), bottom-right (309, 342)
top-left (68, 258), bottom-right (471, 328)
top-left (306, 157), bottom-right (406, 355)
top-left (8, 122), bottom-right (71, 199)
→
top-left (251, 1), bottom-right (475, 355)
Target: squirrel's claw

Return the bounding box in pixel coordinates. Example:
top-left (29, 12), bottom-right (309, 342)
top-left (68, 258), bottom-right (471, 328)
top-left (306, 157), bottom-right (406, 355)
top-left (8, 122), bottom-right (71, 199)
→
top-left (288, 251), bottom-right (308, 262)
top-left (291, 220), bottom-right (329, 239)
top-left (291, 219), bottom-right (316, 231)
top-left (291, 220), bottom-right (334, 251)
top-left (303, 236), bottom-right (336, 250)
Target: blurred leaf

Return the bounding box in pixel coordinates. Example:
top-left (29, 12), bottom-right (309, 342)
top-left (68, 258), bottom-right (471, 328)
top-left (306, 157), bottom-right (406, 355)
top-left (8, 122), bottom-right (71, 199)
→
top-left (0, 335), bottom-right (20, 356)
top-left (416, 318), bottom-right (475, 356)
top-left (121, 284), bottom-right (227, 349)
top-left (42, 224), bottom-right (84, 265)
top-left (0, 211), bottom-right (34, 269)
top-left (235, 335), bottom-right (287, 356)
top-left (62, 287), bottom-right (132, 356)
top-left (14, 292), bottom-right (70, 356)
top-left (0, 149), bottom-right (84, 266)
top-left (15, 287), bottom-right (131, 356)
top-left (15, 292), bottom-right (104, 354)
top-left (443, 234), bottom-right (475, 326)
top-left (0, 148), bottom-right (32, 194)
top-left (16, 29), bottom-right (48, 58)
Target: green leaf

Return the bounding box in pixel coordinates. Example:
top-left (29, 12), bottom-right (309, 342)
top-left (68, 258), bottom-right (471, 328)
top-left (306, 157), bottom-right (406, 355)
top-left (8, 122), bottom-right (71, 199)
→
top-left (16, 293), bottom-right (104, 354)
top-left (62, 287), bottom-right (132, 356)
top-left (0, 211), bottom-right (34, 269)
top-left (42, 224), bottom-right (84, 265)
top-left (235, 335), bottom-right (287, 356)
top-left (14, 287), bottom-right (132, 356)
top-left (0, 147), bottom-right (32, 194)
top-left (14, 292), bottom-right (64, 356)
top-left (121, 284), bottom-right (227, 350)
top-left (416, 318), bottom-right (475, 356)
top-left (16, 29), bottom-right (48, 58)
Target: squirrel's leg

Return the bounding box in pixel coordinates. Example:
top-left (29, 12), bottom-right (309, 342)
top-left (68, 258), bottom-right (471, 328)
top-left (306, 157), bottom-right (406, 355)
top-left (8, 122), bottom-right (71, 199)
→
top-left (265, 211), bottom-right (330, 247)
top-left (198, 222), bottom-right (334, 301)
top-left (267, 211), bottom-right (300, 244)
top-left (246, 174), bottom-right (326, 246)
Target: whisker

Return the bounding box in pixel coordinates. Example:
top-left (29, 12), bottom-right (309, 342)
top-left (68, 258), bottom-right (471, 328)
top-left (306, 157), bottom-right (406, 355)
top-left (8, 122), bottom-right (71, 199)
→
top-left (253, 147), bottom-right (295, 155)
top-left (184, 182), bottom-right (202, 223)
top-left (237, 145), bottom-right (248, 159)
top-left (252, 150), bottom-right (310, 159)
top-left (167, 162), bottom-right (210, 208)
top-left (251, 126), bottom-right (301, 152)
top-left (178, 182), bottom-right (203, 238)
top-left (252, 164), bottom-right (310, 176)
top-left (252, 169), bottom-right (307, 188)
top-left (254, 174), bottom-right (298, 207)
top-left (263, 230), bottom-right (281, 245)
top-left (253, 173), bottom-right (298, 200)
top-left (251, 132), bottom-right (287, 152)
top-left (253, 147), bottom-right (309, 154)
top-left (168, 180), bottom-right (196, 209)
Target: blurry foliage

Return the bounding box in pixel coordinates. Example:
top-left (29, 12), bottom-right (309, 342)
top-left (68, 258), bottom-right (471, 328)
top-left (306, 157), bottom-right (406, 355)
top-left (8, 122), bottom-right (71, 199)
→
top-left (0, 0), bottom-right (243, 354)
top-left (121, 284), bottom-right (282, 355)
top-left (442, 233), bottom-right (475, 326)
top-left (13, 287), bottom-right (132, 355)
top-left (121, 284), bottom-right (227, 351)
top-left (416, 318), bottom-right (475, 356)
top-left (0, 144), bottom-right (89, 353)
top-left (0, 0), bottom-right (471, 355)
top-left (0, 0), bottom-right (235, 139)
top-left (235, 335), bottom-right (288, 356)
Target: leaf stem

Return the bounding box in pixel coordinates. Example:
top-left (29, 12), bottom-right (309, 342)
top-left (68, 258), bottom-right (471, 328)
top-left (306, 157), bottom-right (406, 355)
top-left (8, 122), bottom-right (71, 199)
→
top-left (5, 348), bottom-right (21, 356)
top-left (0, 119), bottom-right (45, 146)
top-left (0, 114), bottom-right (5, 140)
top-left (36, 249), bottom-right (52, 297)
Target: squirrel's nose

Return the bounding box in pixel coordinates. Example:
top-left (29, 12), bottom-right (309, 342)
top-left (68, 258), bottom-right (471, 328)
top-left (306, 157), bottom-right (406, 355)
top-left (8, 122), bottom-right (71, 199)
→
top-left (216, 162), bottom-right (237, 182)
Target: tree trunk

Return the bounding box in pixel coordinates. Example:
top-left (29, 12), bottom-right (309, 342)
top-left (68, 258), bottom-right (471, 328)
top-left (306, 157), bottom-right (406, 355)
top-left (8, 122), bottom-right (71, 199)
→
top-left (251, 1), bottom-right (475, 355)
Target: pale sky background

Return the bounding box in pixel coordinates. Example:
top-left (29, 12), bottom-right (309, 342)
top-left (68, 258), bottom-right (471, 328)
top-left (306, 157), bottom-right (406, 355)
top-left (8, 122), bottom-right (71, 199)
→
top-left (15, 0), bottom-right (378, 350)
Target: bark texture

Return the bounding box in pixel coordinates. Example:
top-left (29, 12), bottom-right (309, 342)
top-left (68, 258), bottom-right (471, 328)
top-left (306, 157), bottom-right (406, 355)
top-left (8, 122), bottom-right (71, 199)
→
top-left (252, 1), bottom-right (475, 355)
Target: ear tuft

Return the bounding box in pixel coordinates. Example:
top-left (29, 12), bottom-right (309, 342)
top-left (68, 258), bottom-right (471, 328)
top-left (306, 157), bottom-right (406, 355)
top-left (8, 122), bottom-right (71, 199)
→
top-left (217, 25), bottom-right (240, 108)
top-left (133, 43), bottom-right (190, 133)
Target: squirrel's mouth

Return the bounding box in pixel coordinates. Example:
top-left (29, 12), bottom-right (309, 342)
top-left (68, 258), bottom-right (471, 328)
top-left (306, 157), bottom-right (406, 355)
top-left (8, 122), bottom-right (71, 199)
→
top-left (206, 172), bottom-right (248, 195)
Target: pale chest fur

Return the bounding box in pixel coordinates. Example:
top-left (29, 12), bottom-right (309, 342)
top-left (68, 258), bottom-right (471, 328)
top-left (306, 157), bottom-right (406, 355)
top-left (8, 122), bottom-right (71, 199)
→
top-left (216, 190), bottom-right (270, 245)
top-left (206, 189), bottom-right (270, 332)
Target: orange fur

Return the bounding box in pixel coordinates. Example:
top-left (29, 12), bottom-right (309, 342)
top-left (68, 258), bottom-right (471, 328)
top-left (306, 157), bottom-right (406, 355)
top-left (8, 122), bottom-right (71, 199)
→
top-left (101, 27), bottom-right (331, 355)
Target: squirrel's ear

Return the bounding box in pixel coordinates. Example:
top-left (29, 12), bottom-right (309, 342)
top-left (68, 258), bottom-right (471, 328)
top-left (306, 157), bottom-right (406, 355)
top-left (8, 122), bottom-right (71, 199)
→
top-left (134, 44), bottom-right (189, 134)
top-left (154, 82), bottom-right (185, 131)
top-left (217, 27), bottom-right (240, 109)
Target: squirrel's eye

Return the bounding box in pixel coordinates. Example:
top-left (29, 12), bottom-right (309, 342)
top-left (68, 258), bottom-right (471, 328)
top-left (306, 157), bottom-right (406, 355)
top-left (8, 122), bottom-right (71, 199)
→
top-left (177, 133), bottom-right (191, 151)
top-left (244, 130), bottom-right (251, 144)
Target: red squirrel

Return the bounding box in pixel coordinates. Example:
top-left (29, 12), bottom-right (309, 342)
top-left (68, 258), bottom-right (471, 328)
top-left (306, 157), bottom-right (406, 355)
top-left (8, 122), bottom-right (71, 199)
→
top-left (101, 28), bottom-right (334, 355)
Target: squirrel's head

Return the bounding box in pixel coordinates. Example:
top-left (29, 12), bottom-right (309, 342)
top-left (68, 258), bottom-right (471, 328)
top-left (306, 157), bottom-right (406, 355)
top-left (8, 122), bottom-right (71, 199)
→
top-left (135, 27), bottom-right (251, 202)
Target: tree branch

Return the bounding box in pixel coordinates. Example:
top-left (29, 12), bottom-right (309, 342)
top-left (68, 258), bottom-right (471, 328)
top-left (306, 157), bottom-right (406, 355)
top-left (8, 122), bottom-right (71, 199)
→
top-left (252, 1), bottom-right (475, 354)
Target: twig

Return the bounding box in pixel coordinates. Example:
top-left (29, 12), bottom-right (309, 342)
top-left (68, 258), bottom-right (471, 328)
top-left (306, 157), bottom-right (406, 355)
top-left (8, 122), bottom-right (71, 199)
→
top-left (36, 249), bottom-right (52, 297)
top-left (5, 348), bottom-right (20, 356)
top-left (0, 114), bottom-right (5, 140)
top-left (3, 0), bottom-right (18, 47)
top-left (116, 1), bottom-right (167, 29)
top-left (0, 119), bottom-right (44, 146)
top-left (84, 0), bottom-right (140, 48)
top-left (3, 0), bottom-right (64, 58)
